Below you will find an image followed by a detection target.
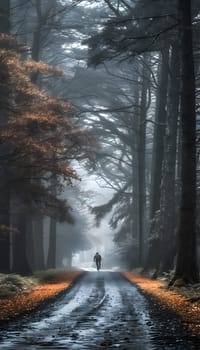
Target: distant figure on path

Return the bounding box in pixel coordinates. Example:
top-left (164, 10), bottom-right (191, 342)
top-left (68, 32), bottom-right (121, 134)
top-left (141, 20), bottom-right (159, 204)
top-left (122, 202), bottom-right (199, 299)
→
top-left (93, 252), bottom-right (102, 271)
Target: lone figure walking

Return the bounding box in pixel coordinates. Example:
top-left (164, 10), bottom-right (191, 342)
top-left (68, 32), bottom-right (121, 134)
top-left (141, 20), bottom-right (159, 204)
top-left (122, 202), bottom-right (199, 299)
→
top-left (93, 252), bottom-right (102, 271)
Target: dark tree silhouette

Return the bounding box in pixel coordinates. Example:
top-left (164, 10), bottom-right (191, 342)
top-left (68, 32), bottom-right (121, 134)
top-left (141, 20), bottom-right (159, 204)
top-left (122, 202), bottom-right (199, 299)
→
top-left (173, 0), bottom-right (199, 284)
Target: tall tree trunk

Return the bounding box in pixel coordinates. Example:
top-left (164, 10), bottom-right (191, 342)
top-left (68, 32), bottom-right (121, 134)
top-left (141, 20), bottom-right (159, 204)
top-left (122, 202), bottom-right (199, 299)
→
top-left (0, 0), bottom-right (11, 273)
top-left (26, 216), bottom-right (35, 269)
top-left (27, 0), bottom-right (44, 268)
top-left (0, 181), bottom-right (10, 272)
top-left (150, 48), bottom-right (169, 219)
top-left (33, 219), bottom-right (45, 270)
top-left (159, 45), bottom-right (180, 272)
top-left (138, 54), bottom-right (149, 265)
top-left (26, 218), bottom-right (45, 271)
top-left (130, 70), bottom-right (140, 266)
top-left (145, 48), bottom-right (169, 269)
top-left (66, 250), bottom-right (72, 269)
top-left (12, 213), bottom-right (32, 275)
top-left (47, 218), bottom-right (57, 269)
top-left (174, 0), bottom-right (199, 283)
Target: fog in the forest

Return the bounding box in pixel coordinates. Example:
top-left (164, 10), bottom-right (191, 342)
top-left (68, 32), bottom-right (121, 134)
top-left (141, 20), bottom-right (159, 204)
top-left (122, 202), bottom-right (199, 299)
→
top-left (56, 168), bottom-right (119, 271)
top-left (0, 0), bottom-right (200, 281)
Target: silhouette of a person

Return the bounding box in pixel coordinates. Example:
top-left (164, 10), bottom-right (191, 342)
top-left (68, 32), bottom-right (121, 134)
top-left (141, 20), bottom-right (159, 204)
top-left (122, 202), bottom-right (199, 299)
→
top-left (93, 252), bottom-right (102, 270)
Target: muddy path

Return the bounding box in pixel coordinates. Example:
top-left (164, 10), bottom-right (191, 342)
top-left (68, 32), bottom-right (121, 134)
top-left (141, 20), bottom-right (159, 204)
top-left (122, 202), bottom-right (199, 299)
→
top-left (0, 271), bottom-right (199, 349)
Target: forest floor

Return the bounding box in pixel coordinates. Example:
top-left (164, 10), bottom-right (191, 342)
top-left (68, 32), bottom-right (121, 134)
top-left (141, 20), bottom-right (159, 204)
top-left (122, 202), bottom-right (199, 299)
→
top-left (122, 269), bottom-right (200, 337)
top-left (0, 269), bottom-right (83, 323)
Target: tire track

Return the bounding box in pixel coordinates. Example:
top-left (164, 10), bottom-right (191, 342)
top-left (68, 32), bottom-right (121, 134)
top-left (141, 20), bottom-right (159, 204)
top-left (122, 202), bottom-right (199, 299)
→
top-left (0, 272), bottom-right (200, 349)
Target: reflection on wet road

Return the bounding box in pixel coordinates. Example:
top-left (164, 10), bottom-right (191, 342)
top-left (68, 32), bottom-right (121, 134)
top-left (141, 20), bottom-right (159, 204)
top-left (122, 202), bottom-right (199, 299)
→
top-left (0, 272), bottom-right (199, 349)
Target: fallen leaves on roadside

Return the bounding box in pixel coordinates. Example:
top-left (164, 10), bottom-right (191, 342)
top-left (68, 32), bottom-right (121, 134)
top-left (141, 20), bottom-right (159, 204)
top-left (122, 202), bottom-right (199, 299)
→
top-left (0, 271), bottom-right (82, 322)
top-left (122, 272), bottom-right (200, 336)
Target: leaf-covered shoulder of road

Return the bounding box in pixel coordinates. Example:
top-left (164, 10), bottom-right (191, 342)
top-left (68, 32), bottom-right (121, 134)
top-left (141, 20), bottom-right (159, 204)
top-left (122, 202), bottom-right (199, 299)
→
top-left (0, 269), bottom-right (82, 322)
top-left (122, 269), bottom-right (200, 336)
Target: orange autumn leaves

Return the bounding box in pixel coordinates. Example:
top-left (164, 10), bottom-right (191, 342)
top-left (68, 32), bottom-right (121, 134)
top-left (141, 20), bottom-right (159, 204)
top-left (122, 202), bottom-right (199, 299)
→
top-left (0, 51), bottom-right (94, 179)
top-left (0, 271), bottom-right (82, 322)
top-left (0, 34), bottom-right (96, 221)
top-left (0, 48), bottom-right (78, 179)
top-left (123, 272), bottom-right (200, 336)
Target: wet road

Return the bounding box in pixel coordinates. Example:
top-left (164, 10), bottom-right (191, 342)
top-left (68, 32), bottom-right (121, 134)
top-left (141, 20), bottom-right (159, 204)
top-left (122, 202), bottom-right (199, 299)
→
top-left (0, 271), bottom-right (200, 349)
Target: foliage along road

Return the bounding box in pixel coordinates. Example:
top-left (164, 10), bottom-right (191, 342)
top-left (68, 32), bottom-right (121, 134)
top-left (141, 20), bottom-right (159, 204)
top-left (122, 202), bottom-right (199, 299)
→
top-left (0, 271), bottom-right (199, 349)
